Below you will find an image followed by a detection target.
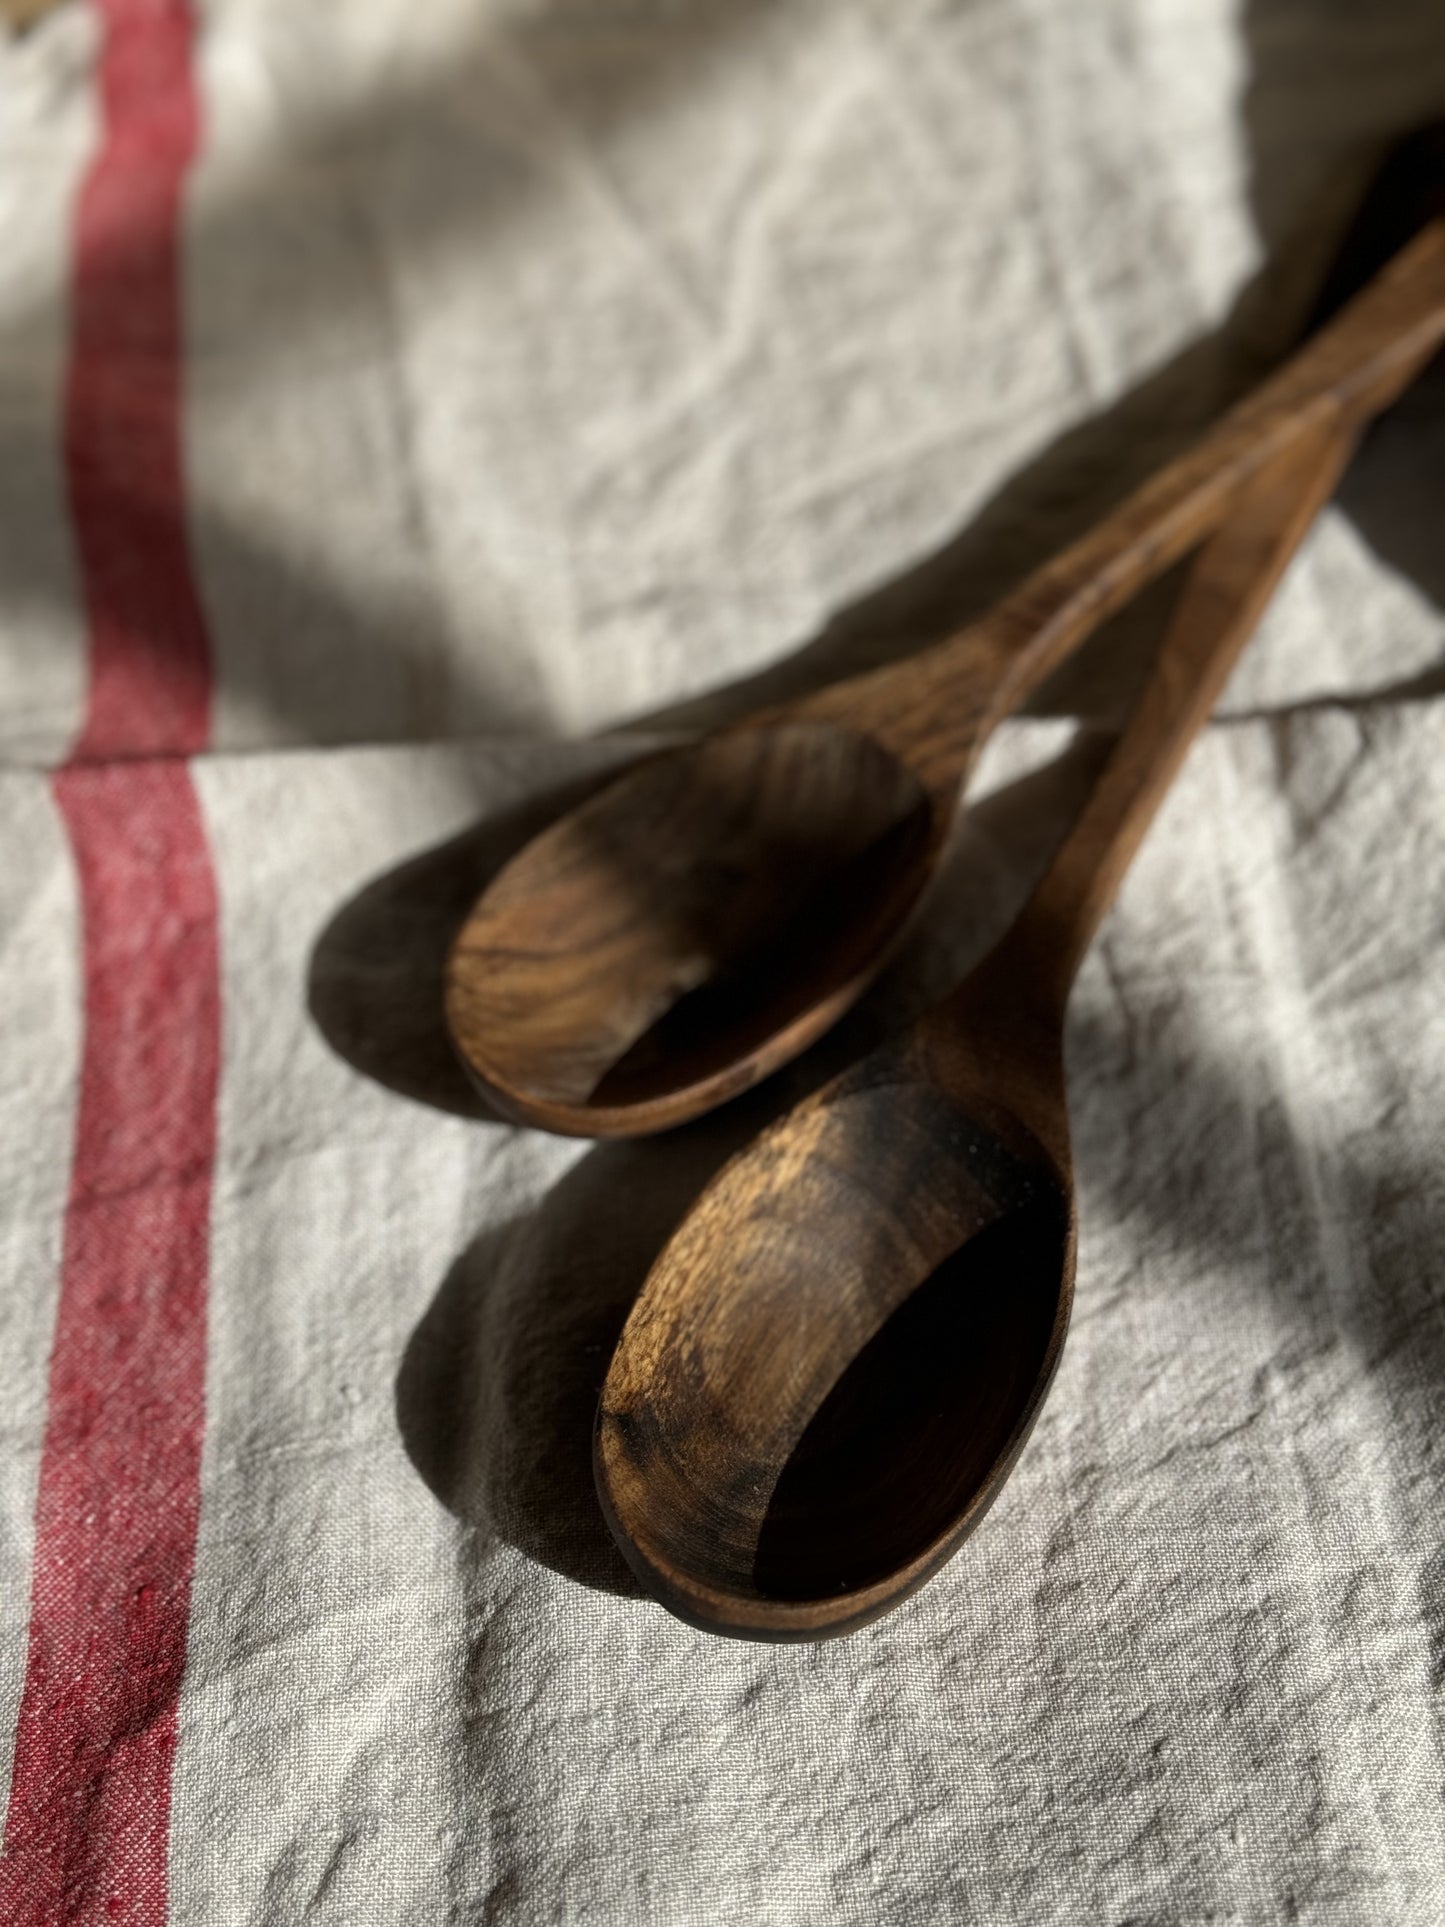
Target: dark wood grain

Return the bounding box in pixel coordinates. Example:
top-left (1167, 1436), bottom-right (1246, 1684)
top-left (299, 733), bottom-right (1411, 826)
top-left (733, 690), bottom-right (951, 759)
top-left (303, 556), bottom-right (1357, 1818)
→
top-left (595, 421), bottom-right (1359, 1639)
top-left (447, 725), bottom-right (935, 1134)
top-left (446, 220), bottom-right (1445, 1138)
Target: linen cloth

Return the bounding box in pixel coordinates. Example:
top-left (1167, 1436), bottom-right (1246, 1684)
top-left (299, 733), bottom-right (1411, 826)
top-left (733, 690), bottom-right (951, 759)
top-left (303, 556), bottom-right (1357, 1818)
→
top-left (1, 1), bottom-right (1444, 1921)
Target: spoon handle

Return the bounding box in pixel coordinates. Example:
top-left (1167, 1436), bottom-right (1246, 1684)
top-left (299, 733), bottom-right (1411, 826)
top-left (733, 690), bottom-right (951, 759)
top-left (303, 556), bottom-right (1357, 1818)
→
top-left (806, 220), bottom-right (1445, 790)
top-left (969, 418), bottom-right (1357, 1019)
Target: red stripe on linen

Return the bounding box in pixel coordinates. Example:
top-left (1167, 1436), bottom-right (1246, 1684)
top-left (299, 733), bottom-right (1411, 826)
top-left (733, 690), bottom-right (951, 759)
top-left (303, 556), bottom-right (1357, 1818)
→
top-left (0, 765), bottom-right (220, 1922)
top-left (69, 0), bottom-right (208, 762)
top-left (0, 2), bottom-right (218, 1920)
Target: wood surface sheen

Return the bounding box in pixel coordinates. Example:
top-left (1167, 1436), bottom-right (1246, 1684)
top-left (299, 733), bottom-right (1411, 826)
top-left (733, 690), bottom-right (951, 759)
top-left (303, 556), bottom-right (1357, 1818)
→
top-left (445, 220), bottom-right (1445, 1137)
top-left (596, 419), bottom-right (1363, 1639)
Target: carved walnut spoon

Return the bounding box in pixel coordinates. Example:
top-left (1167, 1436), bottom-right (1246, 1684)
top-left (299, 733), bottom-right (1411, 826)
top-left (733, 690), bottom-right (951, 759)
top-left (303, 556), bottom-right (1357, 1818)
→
top-left (446, 221), bottom-right (1445, 1138)
top-left (593, 415), bottom-right (1369, 1639)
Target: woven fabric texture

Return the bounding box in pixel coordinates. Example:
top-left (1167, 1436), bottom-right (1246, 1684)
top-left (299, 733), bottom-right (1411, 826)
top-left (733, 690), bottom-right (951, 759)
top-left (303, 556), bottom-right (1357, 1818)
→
top-left (0, 3), bottom-right (1442, 1921)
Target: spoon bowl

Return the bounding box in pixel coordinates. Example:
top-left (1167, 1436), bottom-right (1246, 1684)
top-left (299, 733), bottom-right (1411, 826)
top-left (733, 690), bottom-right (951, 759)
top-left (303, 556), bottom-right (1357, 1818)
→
top-left (446, 722), bottom-right (938, 1135)
top-left (595, 1022), bottom-right (1073, 1637)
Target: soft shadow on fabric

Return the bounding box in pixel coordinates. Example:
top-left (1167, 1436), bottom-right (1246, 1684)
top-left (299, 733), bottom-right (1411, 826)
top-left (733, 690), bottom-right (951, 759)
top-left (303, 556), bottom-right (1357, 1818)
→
top-left (307, 769), bottom-right (624, 1118)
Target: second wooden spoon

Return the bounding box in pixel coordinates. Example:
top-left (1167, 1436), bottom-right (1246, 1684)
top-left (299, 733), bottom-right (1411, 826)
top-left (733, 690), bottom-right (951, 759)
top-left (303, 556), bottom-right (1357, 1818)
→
top-left (594, 419), bottom-right (1356, 1639)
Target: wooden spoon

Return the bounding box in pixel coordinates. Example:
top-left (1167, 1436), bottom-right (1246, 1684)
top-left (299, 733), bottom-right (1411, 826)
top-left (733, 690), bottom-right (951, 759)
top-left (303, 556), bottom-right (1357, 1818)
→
top-left (594, 417), bottom-right (1359, 1640)
top-left (445, 222), bottom-right (1445, 1138)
